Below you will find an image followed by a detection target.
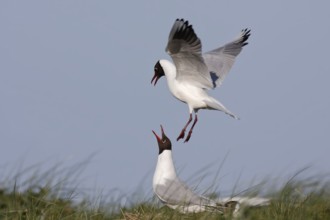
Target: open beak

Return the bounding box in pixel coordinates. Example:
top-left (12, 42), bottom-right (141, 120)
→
top-left (152, 125), bottom-right (165, 141)
top-left (151, 72), bottom-right (159, 86)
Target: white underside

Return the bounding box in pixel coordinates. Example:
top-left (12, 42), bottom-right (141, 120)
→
top-left (159, 59), bottom-right (238, 118)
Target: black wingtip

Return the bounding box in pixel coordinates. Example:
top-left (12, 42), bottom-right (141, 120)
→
top-left (172, 18), bottom-right (199, 45)
top-left (241, 28), bottom-right (251, 47)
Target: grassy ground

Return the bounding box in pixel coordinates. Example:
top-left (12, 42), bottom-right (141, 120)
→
top-left (1, 164), bottom-right (330, 219)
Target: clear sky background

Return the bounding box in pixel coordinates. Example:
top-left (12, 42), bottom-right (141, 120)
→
top-left (1, 1), bottom-right (329, 200)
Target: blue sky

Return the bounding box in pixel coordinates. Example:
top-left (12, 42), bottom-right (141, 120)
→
top-left (1, 1), bottom-right (329, 199)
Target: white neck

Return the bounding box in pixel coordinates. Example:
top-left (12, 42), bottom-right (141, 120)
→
top-left (159, 59), bottom-right (177, 93)
top-left (153, 150), bottom-right (177, 186)
top-left (160, 59), bottom-right (176, 79)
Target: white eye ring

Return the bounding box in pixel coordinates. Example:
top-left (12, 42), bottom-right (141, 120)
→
top-left (162, 139), bottom-right (167, 143)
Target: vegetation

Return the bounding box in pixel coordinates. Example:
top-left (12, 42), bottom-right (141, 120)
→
top-left (1, 163), bottom-right (330, 219)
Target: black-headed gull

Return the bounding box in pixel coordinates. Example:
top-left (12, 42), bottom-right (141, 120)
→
top-left (152, 125), bottom-right (228, 213)
top-left (152, 126), bottom-right (270, 215)
top-left (151, 19), bottom-right (251, 142)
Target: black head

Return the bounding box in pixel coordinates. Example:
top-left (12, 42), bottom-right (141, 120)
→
top-left (152, 125), bottom-right (172, 154)
top-left (151, 60), bottom-right (165, 86)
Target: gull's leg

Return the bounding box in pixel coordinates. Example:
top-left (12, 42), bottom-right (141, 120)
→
top-left (184, 113), bottom-right (198, 143)
top-left (177, 113), bottom-right (192, 141)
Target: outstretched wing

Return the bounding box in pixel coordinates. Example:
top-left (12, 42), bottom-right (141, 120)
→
top-left (203, 29), bottom-right (251, 88)
top-left (166, 19), bottom-right (213, 89)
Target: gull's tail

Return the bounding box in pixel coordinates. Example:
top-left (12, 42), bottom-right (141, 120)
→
top-left (203, 99), bottom-right (240, 120)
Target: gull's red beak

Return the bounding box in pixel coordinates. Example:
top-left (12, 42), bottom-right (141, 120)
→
top-left (151, 72), bottom-right (159, 86)
top-left (160, 125), bottom-right (165, 138)
top-left (152, 125), bottom-right (165, 141)
top-left (152, 130), bottom-right (161, 142)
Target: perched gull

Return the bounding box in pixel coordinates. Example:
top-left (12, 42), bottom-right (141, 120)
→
top-left (151, 19), bottom-right (251, 142)
top-left (151, 125), bottom-right (270, 215)
top-left (152, 125), bottom-right (232, 214)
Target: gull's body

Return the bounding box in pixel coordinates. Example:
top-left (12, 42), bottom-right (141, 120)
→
top-left (151, 126), bottom-right (270, 215)
top-left (152, 19), bottom-right (251, 142)
top-left (153, 150), bottom-right (223, 213)
top-left (152, 126), bottom-right (226, 213)
top-left (158, 59), bottom-right (228, 113)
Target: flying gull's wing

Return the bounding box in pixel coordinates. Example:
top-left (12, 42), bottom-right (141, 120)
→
top-left (203, 29), bottom-right (251, 87)
top-left (166, 19), bottom-right (213, 89)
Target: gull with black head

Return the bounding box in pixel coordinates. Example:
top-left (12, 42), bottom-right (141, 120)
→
top-left (152, 125), bottom-right (228, 214)
top-left (152, 125), bottom-right (270, 215)
top-left (151, 19), bottom-right (251, 142)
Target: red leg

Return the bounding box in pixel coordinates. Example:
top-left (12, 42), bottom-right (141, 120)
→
top-left (176, 113), bottom-right (192, 141)
top-left (184, 114), bottom-right (198, 143)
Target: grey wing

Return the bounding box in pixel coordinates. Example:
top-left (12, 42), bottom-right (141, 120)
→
top-left (154, 179), bottom-right (213, 206)
top-left (166, 19), bottom-right (213, 89)
top-left (203, 29), bottom-right (251, 88)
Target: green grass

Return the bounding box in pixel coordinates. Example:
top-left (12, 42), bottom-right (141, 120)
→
top-left (1, 163), bottom-right (330, 220)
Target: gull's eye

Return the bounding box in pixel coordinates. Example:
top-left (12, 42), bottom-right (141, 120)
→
top-left (154, 67), bottom-right (158, 72)
top-left (162, 139), bottom-right (167, 143)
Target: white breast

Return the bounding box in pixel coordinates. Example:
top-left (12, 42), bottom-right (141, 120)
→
top-left (153, 150), bottom-right (177, 187)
